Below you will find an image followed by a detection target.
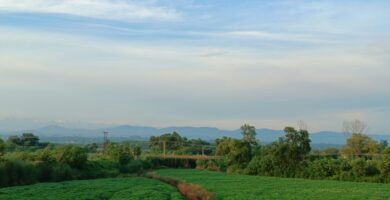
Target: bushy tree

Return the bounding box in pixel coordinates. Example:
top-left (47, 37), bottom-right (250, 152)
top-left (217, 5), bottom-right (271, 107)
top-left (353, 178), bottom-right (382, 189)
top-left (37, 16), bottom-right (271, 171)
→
top-left (341, 133), bottom-right (379, 159)
top-left (216, 137), bottom-right (252, 167)
top-left (57, 145), bottom-right (87, 169)
top-left (150, 132), bottom-right (186, 153)
top-left (133, 145), bottom-right (142, 160)
top-left (106, 142), bottom-right (134, 165)
top-left (380, 147), bottom-right (390, 180)
top-left (7, 136), bottom-right (22, 145)
top-left (264, 127), bottom-right (311, 177)
top-left (379, 140), bottom-right (388, 153)
top-left (7, 133), bottom-right (40, 147)
top-left (240, 124), bottom-right (257, 144)
top-left (21, 133), bottom-right (39, 146)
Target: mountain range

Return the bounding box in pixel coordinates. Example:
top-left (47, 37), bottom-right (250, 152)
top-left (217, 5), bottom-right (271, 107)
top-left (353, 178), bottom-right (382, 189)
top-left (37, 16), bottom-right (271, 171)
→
top-left (1, 125), bottom-right (390, 146)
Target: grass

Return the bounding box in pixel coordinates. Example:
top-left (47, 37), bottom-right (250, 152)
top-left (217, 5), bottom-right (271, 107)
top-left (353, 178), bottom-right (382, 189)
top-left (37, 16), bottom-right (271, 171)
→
top-left (0, 177), bottom-right (183, 200)
top-left (156, 169), bottom-right (390, 200)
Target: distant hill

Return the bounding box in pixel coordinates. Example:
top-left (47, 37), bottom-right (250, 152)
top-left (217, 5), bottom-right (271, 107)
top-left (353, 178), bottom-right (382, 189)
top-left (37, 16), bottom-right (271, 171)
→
top-left (0, 125), bottom-right (389, 146)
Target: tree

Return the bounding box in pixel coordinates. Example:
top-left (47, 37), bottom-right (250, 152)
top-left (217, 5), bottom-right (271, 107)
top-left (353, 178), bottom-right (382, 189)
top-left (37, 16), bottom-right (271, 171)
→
top-left (297, 120), bottom-right (308, 131)
top-left (240, 124), bottom-right (257, 144)
top-left (0, 138), bottom-right (5, 157)
top-left (149, 132), bottom-right (186, 153)
top-left (216, 137), bottom-right (252, 167)
top-left (7, 136), bottom-right (22, 145)
top-left (21, 133), bottom-right (40, 146)
top-left (7, 133), bottom-right (40, 146)
top-left (284, 127), bottom-right (311, 160)
top-left (106, 142), bottom-right (133, 165)
top-left (265, 127), bottom-right (311, 176)
top-left (343, 120), bottom-right (368, 136)
top-left (57, 145), bottom-right (87, 169)
top-left (341, 133), bottom-right (379, 158)
top-left (380, 147), bottom-right (390, 179)
top-left (379, 140), bottom-right (388, 153)
top-left (133, 145), bottom-right (142, 160)
top-left (118, 142), bottom-right (133, 165)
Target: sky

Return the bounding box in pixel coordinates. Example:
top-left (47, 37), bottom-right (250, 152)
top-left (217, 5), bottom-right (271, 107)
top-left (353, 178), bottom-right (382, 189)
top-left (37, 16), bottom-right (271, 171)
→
top-left (0, 0), bottom-right (390, 133)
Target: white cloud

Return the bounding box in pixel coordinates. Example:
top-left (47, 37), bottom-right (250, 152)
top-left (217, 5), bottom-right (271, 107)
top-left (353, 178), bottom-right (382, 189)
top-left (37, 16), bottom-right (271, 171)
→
top-left (0, 0), bottom-right (179, 21)
top-left (1, 27), bottom-right (390, 132)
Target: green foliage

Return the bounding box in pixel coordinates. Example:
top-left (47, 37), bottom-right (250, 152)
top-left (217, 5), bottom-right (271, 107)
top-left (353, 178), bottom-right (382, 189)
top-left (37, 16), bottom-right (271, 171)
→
top-left (341, 133), bottom-right (380, 158)
top-left (380, 147), bottom-right (390, 179)
top-left (0, 138), bottom-right (5, 157)
top-left (133, 145), bottom-right (142, 159)
top-left (106, 142), bottom-right (134, 165)
top-left (0, 177), bottom-right (183, 200)
top-left (195, 159), bottom-right (225, 172)
top-left (251, 127), bottom-right (311, 177)
top-left (306, 158), bottom-right (351, 179)
top-left (240, 124), bottom-right (257, 144)
top-left (150, 132), bottom-right (185, 152)
top-left (157, 169), bottom-right (390, 200)
top-left (7, 133), bottom-right (40, 147)
top-left (148, 157), bottom-right (197, 168)
top-left (216, 137), bottom-right (252, 167)
top-left (0, 160), bottom-right (38, 187)
top-left (57, 145), bottom-right (88, 169)
top-left (149, 132), bottom-right (211, 155)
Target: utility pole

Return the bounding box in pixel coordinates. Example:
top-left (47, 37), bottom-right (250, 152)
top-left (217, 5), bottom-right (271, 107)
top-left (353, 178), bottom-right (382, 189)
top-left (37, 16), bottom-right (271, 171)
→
top-left (103, 131), bottom-right (108, 153)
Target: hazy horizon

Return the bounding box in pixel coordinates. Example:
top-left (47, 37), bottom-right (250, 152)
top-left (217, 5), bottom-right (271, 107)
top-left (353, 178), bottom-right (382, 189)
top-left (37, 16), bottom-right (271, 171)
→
top-left (1, 1), bottom-right (390, 133)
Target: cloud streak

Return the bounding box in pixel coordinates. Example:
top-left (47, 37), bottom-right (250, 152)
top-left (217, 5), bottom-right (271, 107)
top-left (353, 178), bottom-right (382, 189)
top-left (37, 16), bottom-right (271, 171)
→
top-left (0, 0), bottom-right (179, 21)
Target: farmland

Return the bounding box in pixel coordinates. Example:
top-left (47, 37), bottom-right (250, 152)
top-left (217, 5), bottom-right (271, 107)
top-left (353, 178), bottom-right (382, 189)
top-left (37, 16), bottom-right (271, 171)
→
top-left (0, 177), bottom-right (183, 200)
top-left (156, 169), bottom-right (390, 200)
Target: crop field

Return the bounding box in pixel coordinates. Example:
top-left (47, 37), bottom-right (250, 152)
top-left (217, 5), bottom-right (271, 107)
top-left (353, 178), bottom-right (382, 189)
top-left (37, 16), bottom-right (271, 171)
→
top-left (156, 169), bottom-right (390, 200)
top-left (0, 177), bottom-right (183, 200)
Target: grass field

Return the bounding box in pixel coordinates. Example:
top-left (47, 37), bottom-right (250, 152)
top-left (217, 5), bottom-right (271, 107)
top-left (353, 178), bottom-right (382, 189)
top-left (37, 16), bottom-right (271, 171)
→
top-left (0, 177), bottom-right (183, 200)
top-left (156, 169), bottom-right (390, 200)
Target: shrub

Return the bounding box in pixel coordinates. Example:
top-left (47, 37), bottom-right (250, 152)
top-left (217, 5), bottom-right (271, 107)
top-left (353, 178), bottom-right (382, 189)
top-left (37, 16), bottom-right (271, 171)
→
top-left (0, 160), bottom-right (38, 187)
top-left (177, 183), bottom-right (214, 200)
top-left (51, 163), bottom-right (74, 182)
top-left (120, 160), bottom-right (144, 174)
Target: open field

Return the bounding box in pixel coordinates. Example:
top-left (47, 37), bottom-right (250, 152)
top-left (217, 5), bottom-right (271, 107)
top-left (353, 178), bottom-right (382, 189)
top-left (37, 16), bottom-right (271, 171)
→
top-left (156, 169), bottom-right (390, 200)
top-left (0, 177), bottom-right (183, 200)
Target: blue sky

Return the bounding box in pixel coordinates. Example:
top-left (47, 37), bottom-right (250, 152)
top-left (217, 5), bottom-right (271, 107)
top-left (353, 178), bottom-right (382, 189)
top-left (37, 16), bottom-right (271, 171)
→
top-left (0, 0), bottom-right (389, 133)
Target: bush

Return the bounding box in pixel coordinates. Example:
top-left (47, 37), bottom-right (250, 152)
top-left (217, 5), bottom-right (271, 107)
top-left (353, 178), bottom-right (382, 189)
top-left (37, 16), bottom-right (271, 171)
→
top-left (147, 157), bottom-right (197, 168)
top-left (51, 163), bottom-right (74, 182)
top-left (82, 160), bottom-right (120, 179)
top-left (0, 160), bottom-right (38, 187)
top-left (307, 158), bottom-right (342, 179)
top-left (245, 155), bottom-right (275, 176)
top-left (120, 160), bottom-right (144, 174)
top-left (57, 146), bottom-right (88, 169)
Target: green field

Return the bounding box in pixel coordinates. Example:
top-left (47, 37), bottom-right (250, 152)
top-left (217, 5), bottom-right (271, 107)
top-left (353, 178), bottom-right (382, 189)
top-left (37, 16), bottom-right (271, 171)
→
top-left (0, 177), bottom-right (183, 200)
top-left (156, 169), bottom-right (390, 200)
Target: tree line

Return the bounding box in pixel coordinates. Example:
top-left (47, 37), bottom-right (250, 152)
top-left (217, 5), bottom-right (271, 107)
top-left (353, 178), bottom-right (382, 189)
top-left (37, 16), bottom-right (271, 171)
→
top-left (0, 133), bottom-right (150, 188)
top-left (199, 121), bottom-right (390, 183)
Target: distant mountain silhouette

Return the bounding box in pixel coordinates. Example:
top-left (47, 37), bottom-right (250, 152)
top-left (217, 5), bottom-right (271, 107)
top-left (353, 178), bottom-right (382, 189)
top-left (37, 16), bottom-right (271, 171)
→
top-left (1, 125), bottom-right (389, 145)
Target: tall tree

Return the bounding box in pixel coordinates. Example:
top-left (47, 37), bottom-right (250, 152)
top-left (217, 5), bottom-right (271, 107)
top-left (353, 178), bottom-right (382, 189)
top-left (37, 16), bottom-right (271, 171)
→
top-left (58, 145), bottom-right (88, 169)
top-left (240, 124), bottom-right (257, 144)
top-left (266, 127), bottom-right (311, 176)
top-left (343, 120), bottom-right (368, 136)
top-left (216, 137), bottom-right (252, 166)
top-left (133, 145), bottom-right (142, 160)
top-left (341, 133), bottom-right (379, 158)
top-left (21, 133), bottom-right (39, 146)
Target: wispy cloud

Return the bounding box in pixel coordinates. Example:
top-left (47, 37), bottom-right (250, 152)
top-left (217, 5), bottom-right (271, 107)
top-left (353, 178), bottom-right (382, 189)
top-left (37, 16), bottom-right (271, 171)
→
top-left (0, 0), bottom-right (180, 21)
